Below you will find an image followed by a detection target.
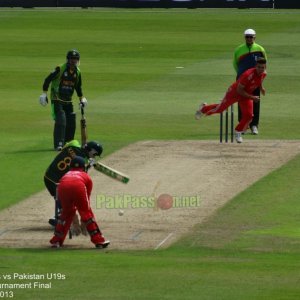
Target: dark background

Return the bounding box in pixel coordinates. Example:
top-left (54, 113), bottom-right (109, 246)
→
top-left (0, 0), bottom-right (299, 9)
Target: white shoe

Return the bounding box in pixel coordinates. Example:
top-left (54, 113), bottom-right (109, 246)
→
top-left (235, 131), bottom-right (243, 143)
top-left (95, 240), bottom-right (110, 249)
top-left (195, 102), bottom-right (207, 120)
top-left (251, 126), bottom-right (258, 135)
top-left (50, 242), bottom-right (62, 249)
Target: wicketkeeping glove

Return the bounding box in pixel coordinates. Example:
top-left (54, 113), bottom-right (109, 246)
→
top-left (39, 93), bottom-right (48, 106)
top-left (80, 221), bottom-right (88, 236)
top-left (70, 214), bottom-right (81, 236)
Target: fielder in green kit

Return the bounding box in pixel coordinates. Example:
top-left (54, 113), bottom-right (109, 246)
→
top-left (40, 50), bottom-right (88, 151)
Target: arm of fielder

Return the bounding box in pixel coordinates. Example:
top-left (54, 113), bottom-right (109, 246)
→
top-left (237, 83), bottom-right (260, 101)
top-left (94, 162), bottom-right (130, 184)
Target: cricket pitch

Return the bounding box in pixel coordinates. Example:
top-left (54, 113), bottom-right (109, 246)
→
top-left (0, 140), bottom-right (299, 250)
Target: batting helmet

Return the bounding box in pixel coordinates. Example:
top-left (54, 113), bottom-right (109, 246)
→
top-left (86, 141), bottom-right (103, 157)
top-left (66, 49), bottom-right (80, 60)
top-left (70, 156), bottom-right (86, 170)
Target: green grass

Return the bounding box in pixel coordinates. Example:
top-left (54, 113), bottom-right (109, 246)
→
top-left (1, 246), bottom-right (300, 299)
top-left (0, 8), bottom-right (300, 299)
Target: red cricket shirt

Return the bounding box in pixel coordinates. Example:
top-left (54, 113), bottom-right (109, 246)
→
top-left (231, 67), bottom-right (267, 100)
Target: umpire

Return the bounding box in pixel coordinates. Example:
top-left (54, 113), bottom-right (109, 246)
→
top-left (233, 29), bottom-right (267, 135)
top-left (40, 50), bottom-right (88, 151)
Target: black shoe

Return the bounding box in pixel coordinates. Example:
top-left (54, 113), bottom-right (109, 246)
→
top-left (49, 218), bottom-right (58, 227)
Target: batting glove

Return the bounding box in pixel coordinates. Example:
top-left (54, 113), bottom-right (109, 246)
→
top-left (88, 158), bottom-right (96, 167)
top-left (80, 97), bottom-right (88, 108)
top-left (39, 93), bottom-right (48, 106)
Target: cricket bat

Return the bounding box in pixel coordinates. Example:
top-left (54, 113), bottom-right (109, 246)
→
top-left (80, 104), bottom-right (87, 146)
top-left (94, 162), bottom-right (130, 184)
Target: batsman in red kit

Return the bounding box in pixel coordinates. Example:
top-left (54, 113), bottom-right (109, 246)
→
top-left (195, 57), bottom-right (267, 143)
top-left (50, 156), bottom-right (110, 249)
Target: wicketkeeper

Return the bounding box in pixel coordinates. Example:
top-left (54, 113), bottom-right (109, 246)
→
top-left (44, 139), bottom-right (103, 226)
top-left (39, 49), bottom-right (88, 151)
top-left (50, 156), bottom-right (110, 249)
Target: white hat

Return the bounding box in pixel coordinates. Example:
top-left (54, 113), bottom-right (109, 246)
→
top-left (244, 29), bottom-right (256, 36)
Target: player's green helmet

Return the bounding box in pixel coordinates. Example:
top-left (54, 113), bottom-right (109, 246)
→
top-left (66, 49), bottom-right (80, 60)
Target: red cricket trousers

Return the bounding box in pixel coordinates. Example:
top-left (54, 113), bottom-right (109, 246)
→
top-left (50, 181), bottom-right (105, 246)
top-left (201, 87), bottom-right (254, 132)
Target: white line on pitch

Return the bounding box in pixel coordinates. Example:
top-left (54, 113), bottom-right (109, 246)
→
top-left (154, 233), bottom-right (174, 250)
top-left (131, 230), bottom-right (143, 241)
top-left (0, 229), bottom-right (10, 237)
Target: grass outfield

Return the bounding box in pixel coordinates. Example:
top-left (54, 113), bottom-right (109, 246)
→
top-left (0, 8), bottom-right (300, 299)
